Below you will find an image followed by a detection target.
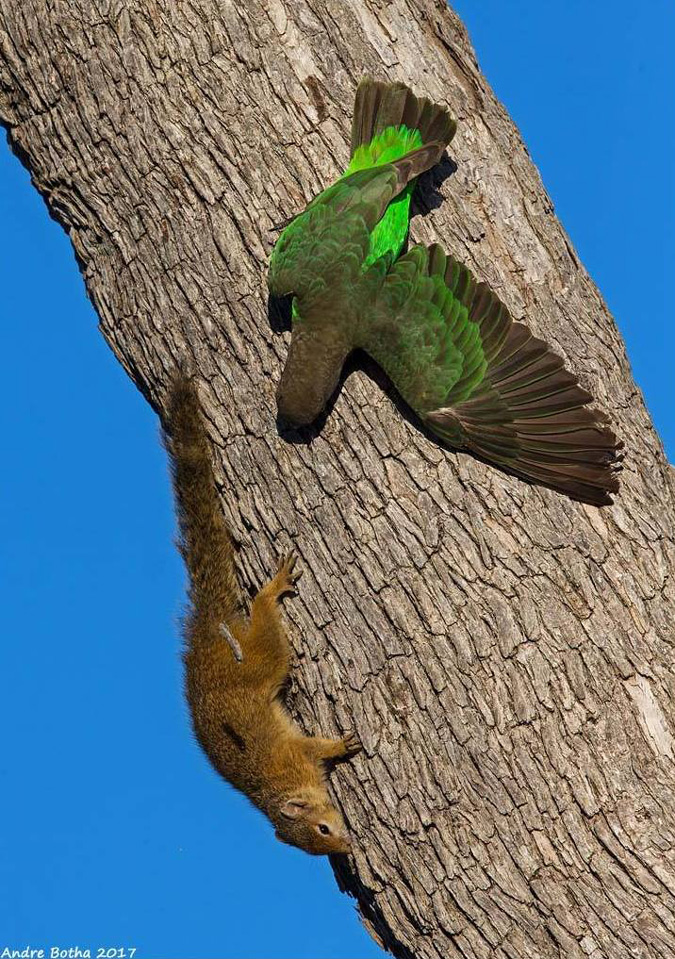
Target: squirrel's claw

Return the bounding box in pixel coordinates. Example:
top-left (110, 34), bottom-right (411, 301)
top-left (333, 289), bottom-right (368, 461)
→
top-left (276, 551), bottom-right (302, 592)
top-left (341, 732), bottom-right (363, 757)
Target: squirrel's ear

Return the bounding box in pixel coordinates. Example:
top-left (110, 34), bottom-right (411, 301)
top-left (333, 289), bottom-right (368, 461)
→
top-left (280, 798), bottom-right (308, 820)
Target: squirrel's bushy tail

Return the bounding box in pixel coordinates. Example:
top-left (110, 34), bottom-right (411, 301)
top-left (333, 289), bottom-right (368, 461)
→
top-left (350, 77), bottom-right (456, 159)
top-left (163, 376), bottom-right (241, 630)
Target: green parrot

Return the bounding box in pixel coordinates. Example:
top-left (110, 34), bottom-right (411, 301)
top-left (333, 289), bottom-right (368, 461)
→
top-left (268, 78), bottom-right (622, 505)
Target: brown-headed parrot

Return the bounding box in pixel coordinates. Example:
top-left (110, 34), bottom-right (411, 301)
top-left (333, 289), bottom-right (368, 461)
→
top-left (268, 78), bottom-right (622, 505)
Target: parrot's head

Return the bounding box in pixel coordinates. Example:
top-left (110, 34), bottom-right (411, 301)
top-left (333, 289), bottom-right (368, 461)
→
top-left (276, 364), bottom-right (332, 426)
top-left (276, 326), bottom-right (349, 428)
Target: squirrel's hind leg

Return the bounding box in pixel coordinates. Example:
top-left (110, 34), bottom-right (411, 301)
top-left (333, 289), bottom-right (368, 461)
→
top-left (242, 553), bottom-right (301, 687)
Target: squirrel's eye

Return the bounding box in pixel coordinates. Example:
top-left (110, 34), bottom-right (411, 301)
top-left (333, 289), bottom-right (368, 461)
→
top-left (318, 823), bottom-right (331, 836)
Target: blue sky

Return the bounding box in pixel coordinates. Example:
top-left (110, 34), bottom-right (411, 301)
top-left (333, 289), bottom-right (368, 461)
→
top-left (0, 3), bottom-right (672, 958)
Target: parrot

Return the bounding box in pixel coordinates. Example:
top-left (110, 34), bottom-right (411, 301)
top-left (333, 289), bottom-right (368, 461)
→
top-left (268, 78), bottom-right (622, 506)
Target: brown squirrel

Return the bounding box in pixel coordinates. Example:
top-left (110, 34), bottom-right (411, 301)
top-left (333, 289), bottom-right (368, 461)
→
top-left (163, 375), bottom-right (361, 855)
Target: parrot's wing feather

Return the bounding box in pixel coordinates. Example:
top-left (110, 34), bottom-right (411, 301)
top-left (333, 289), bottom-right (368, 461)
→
top-left (308, 147), bottom-right (444, 220)
top-left (269, 153), bottom-right (442, 299)
top-left (268, 166), bottom-right (396, 299)
top-left (360, 244), bottom-right (622, 505)
top-left (358, 246), bottom-right (470, 411)
top-left (268, 201), bottom-right (372, 302)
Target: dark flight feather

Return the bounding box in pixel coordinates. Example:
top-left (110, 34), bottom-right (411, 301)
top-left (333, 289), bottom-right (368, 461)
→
top-left (418, 246), bottom-right (623, 505)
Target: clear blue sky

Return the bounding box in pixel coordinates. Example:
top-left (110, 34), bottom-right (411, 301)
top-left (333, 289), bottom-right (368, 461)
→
top-left (0, 3), bottom-right (672, 958)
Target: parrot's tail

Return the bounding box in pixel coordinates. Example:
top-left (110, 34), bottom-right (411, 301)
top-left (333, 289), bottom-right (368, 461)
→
top-left (350, 78), bottom-right (456, 159)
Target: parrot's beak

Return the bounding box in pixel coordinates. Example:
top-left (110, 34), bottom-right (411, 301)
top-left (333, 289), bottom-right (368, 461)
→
top-left (276, 393), bottom-right (318, 428)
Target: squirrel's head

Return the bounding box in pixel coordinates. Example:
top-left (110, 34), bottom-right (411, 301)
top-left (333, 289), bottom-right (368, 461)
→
top-left (273, 789), bottom-right (351, 856)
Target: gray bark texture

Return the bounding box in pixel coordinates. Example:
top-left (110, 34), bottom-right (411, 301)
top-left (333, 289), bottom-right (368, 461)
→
top-left (2, 2), bottom-right (674, 957)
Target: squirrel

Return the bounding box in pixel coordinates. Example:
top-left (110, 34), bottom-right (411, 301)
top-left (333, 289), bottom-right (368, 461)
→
top-left (162, 375), bottom-right (362, 855)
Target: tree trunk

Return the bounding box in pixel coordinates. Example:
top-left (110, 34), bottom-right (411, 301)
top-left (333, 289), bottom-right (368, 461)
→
top-left (2, 2), bottom-right (673, 957)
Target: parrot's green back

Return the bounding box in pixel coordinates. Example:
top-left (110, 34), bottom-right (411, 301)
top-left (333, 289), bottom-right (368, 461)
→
top-left (268, 78), bottom-right (622, 505)
top-left (342, 124), bottom-right (423, 269)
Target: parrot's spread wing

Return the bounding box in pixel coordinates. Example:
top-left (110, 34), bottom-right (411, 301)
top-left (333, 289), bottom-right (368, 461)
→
top-left (359, 244), bottom-right (622, 505)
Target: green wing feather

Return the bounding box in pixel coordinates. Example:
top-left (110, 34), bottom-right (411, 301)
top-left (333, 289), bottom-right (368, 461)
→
top-left (270, 77), bottom-right (455, 299)
top-left (269, 147), bottom-right (444, 300)
top-left (359, 244), bottom-right (622, 505)
top-left (357, 246), bottom-right (475, 410)
top-left (345, 126), bottom-right (423, 269)
top-left (270, 76), bottom-right (455, 309)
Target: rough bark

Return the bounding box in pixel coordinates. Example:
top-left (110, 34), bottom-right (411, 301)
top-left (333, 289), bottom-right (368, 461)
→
top-left (2, 2), bottom-right (673, 957)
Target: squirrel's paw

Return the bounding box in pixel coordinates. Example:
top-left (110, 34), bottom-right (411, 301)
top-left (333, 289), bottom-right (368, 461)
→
top-left (341, 732), bottom-right (363, 757)
top-left (276, 551), bottom-right (302, 594)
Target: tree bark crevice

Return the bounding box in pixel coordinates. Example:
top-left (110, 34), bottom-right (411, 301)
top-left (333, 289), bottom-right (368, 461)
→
top-left (2, 2), bottom-right (673, 957)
